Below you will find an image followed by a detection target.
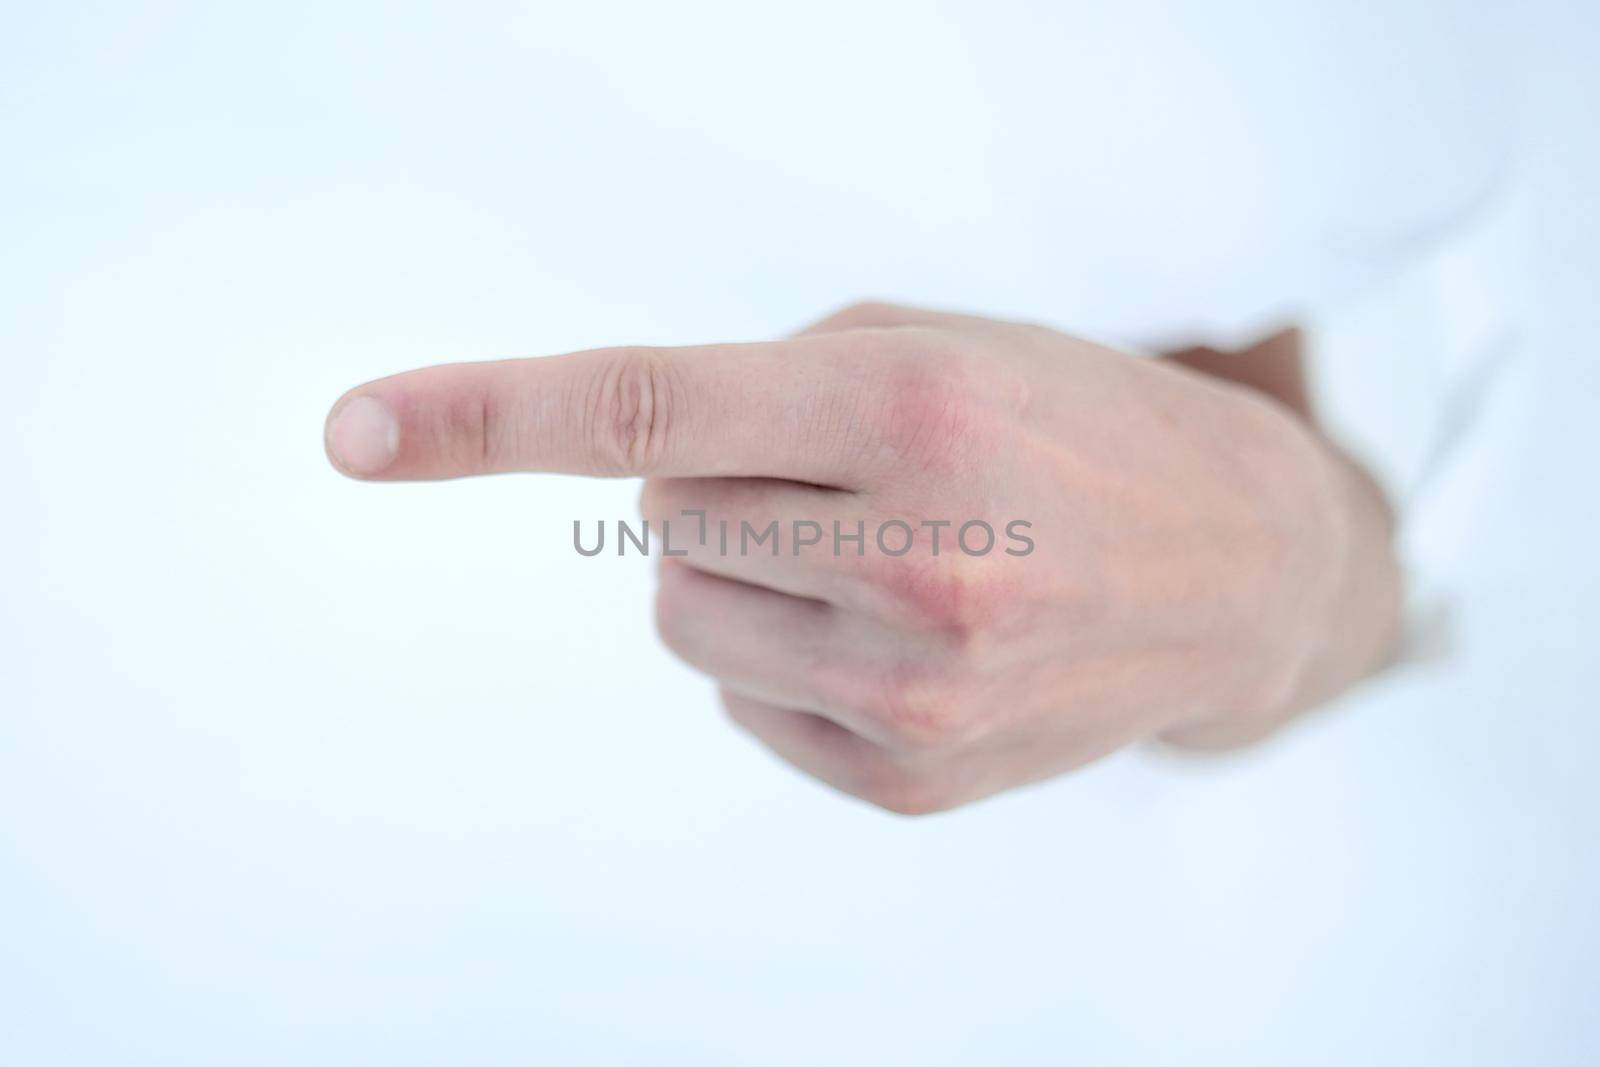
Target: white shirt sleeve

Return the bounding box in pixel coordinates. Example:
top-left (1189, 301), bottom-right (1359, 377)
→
top-left (1305, 174), bottom-right (1528, 664)
top-left (1307, 178), bottom-right (1526, 509)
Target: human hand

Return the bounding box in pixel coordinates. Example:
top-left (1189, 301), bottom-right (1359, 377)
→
top-left (325, 302), bottom-right (1401, 813)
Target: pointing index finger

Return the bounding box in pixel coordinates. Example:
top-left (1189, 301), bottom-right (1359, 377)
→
top-left (324, 335), bottom-right (897, 488)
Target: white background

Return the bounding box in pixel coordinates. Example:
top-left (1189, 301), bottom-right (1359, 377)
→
top-left (2, 3), bottom-right (1596, 1063)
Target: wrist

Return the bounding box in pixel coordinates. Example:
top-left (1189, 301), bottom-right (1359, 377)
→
top-left (1163, 414), bottom-right (1404, 750)
top-left (1296, 439), bottom-right (1406, 704)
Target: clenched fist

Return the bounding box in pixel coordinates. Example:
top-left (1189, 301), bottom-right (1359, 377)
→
top-left (325, 302), bottom-right (1401, 813)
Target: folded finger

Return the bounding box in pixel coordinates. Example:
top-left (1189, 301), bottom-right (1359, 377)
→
top-left (655, 560), bottom-right (907, 745)
top-left (719, 690), bottom-right (953, 815)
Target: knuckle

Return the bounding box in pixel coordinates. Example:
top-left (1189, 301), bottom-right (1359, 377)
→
top-left (590, 348), bottom-right (675, 475)
top-left (873, 340), bottom-right (988, 472)
top-left (857, 661), bottom-right (969, 752)
top-left (437, 390), bottom-right (507, 471)
top-left (872, 552), bottom-right (1006, 648)
top-left (859, 770), bottom-right (956, 817)
top-left (828, 300), bottom-right (911, 330)
top-left (471, 394), bottom-right (497, 467)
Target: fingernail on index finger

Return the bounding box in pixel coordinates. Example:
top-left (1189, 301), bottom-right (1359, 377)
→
top-left (326, 394), bottom-right (399, 477)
